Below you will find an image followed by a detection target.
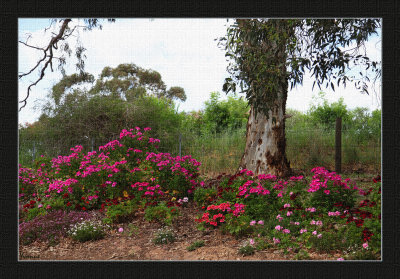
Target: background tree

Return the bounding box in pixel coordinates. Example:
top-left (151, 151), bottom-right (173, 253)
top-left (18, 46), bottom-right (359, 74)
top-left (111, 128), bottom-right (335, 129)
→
top-left (27, 63), bottom-right (186, 157)
top-left (89, 64), bottom-right (186, 102)
top-left (219, 18), bottom-right (381, 177)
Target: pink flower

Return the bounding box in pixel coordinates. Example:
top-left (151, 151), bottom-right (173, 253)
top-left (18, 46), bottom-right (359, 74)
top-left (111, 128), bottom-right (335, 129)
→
top-left (286, 211), bottom-right (293, 216)
top-left (337, 258), bottom-right (344, 261)
top-left (282, 229), bottom-right (290, 234)
top-left (257, 220), bottom-right (264, 225)
top-left (38, 204), bottom-right (43, 208)
top-left (363, 242), bottom-right (368, 249)
top-left (275, 225), bottom-right (282, 231)
top-left (324, 190), bottom-right (330, 195)
top-left (317, 234), bottom-right (322, 238)
top-left (284, 203), bottom-right (291, 208)
top-left (249, 239), bottom-right (255, 245)
top-left (312, 231), bottom-right (317, 235)
top-left (118, 227), bottom-right (124, 233)
top-left (250, 220), bottom-right (256, 226)
top-left (273, 237), bottom-right (280, 244)
top-left (300, 229), bottom-right (307, 234)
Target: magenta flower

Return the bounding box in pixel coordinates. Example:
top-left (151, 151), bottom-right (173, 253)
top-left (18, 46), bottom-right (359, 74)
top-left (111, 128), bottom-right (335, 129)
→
top-left (337, 258), bottom-right (344, 261)
top-left (118, 227), bottom-right (124, 233)
top-left (363, 242), bottom-right (368, 249)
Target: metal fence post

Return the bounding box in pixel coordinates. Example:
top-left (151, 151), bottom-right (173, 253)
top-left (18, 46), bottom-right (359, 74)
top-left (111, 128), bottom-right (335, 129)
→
top-left (335, 117), bottom-right (342, 173)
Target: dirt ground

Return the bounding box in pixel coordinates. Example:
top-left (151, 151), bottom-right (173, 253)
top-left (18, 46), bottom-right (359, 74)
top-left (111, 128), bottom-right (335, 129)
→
top-left (19, 203), bottom-right (342, 261)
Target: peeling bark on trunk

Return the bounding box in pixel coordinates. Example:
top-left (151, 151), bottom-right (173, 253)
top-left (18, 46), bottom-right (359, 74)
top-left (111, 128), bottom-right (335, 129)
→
top-left (236, 19), bottom-right (293, 177)
top-left (239, 91), bottom-right (291, 178)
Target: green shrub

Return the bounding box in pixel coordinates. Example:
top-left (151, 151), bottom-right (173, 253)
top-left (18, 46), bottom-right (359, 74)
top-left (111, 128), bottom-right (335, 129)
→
top-left (238, 244), bottom-right (255, 256)
top-left (221, 214), bottom-right (253, 237)
top-left (144, 202), bottom-right (180, 225)
top-left (186, 240), bottom-right (205, 251)
top-left (68, 219), bottom-right (109, 242)
top-left (193, 187), bottom-right (218, 207)
top-left (24, 207), bottom-right (47, 221)
top-left (153, 227), bottom-right (175, 244)
top-left (103, 200), bottom-right (138, 224)
top-left (345, 249), bottom-right (380, 260)
top-left (293, 249), bottom-right (311, 260)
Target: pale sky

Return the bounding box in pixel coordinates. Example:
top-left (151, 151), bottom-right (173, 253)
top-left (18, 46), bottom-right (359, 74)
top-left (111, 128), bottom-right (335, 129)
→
top-left (18, 18), bottom-right (382, 125)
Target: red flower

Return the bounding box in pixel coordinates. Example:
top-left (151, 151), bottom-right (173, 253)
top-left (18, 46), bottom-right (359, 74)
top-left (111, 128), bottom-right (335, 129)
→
top-left (66, 202), bottom-right (71, 206)
top-left (372, 175), bottom-right (381, 183)
top-left (81, 207), bottom-right (86, 211)
top-left (354, 219), bottom-right (364, 227)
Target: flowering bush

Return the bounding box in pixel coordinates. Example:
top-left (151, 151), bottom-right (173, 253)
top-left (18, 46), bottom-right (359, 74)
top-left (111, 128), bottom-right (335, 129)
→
top-left (306, 167), bottom-right (358, 212)
top-left (195, 167), bottom-right (381, 259)
top-left (19, 127), bottom-right (203, 220)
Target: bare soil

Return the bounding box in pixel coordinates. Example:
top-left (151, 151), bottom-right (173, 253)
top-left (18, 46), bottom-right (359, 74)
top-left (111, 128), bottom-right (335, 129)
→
top-left (19, 203), bottom-right (341, 261)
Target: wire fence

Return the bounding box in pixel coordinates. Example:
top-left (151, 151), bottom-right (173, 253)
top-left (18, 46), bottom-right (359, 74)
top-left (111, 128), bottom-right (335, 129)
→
top-left (19, 125), bottom-right (381, 174)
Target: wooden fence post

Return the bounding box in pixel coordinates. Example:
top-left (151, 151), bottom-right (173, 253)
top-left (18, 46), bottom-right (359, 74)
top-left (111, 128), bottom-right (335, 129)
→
top-left (179, 133), bottom-right (182, 157)
top-left (335, 117), bottom-right (342, 173)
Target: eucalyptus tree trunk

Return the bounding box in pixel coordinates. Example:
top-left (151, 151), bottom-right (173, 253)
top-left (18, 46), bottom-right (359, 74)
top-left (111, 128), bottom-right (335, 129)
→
top-left (238, 90), bottom-right (291, 177)
top-left (238, 20), bottom-right (292, 177)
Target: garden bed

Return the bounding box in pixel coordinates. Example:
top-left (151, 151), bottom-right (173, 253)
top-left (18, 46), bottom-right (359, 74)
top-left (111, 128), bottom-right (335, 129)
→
top-left (18, 127), bottom-right (381, 261)
top-left (19, 202), bottom-right (343, 261)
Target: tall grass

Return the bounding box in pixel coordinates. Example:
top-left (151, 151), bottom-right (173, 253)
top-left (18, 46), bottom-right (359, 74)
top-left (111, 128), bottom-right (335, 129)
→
top-left (179, 120), bottom-right (380, 176)
top-left (181, 129), bottom-right (246, 176)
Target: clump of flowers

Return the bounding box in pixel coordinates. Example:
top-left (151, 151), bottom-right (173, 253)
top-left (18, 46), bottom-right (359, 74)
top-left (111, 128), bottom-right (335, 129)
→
top-left (238, 239), bottom-right (256, 256)
top-left (307, 167), bottom-right (358, 212)
top-left (19, 210), bottom-right (95, 245)
top-left (152, 227), bottom-right (175, 244)
top-left (68, 219), bottom-right (110, 242)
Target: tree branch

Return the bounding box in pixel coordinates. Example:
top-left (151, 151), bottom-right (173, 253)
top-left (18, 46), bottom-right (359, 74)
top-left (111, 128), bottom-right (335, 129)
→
top-left (19, 19), bottom-right (72, 111)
